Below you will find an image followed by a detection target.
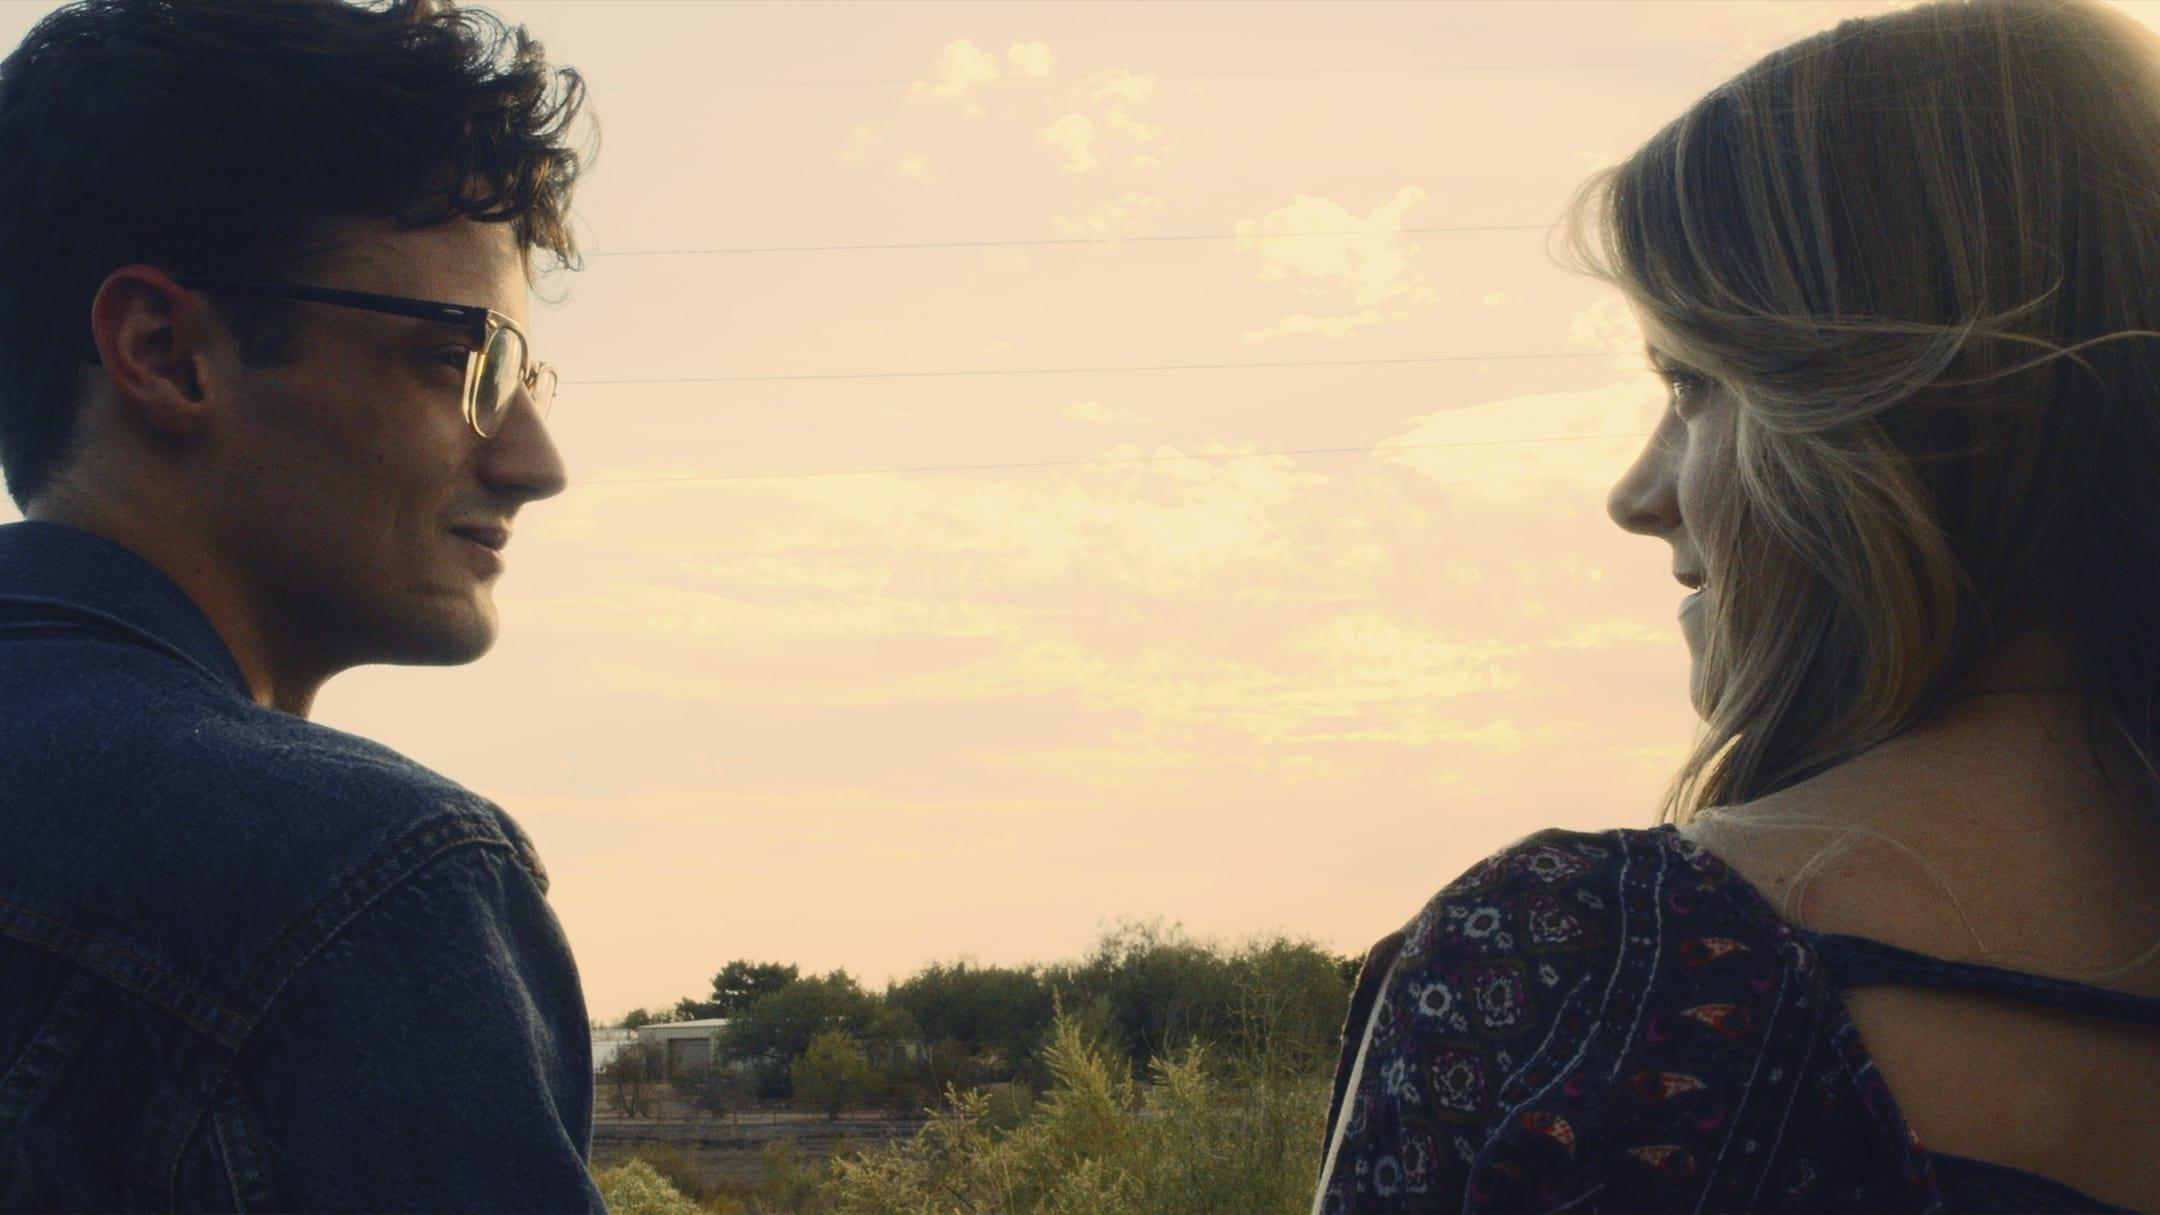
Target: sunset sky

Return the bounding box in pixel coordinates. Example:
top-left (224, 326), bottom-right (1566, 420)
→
top-left (9, 0), bottom-right (2153, 1025)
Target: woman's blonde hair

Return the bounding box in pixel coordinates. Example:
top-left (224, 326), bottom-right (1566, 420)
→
top-left (1560, 0), bottom-right (2160, 837)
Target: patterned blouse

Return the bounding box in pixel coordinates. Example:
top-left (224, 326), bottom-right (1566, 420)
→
top-left (1314, 825), bottom-right (2160, 1213)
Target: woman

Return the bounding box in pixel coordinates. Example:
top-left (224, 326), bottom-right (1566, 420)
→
top-left (1315, 2), bottom-right (2160, 1211)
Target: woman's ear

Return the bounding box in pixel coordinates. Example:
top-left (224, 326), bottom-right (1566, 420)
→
top-left (87, 265), bottom-right (223, 438)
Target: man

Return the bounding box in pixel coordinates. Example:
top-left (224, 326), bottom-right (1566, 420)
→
top-left (0, 0), bottom-right (602, 1208)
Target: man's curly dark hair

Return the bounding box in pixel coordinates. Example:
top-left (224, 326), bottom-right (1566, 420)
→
top-left (0, 0), bottom-right (593, 506)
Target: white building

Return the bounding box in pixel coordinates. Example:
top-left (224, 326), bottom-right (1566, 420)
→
top-left (626, 1019), bottom-right (732, 1081)
top-left (590, 1026), bottom-right (638, 1076)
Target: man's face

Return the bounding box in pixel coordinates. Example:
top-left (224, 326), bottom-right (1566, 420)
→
top-left (203, 217), bottom-right (566, 679)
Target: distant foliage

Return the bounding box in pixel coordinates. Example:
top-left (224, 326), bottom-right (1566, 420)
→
top-left (622, 1007), bottom-right (682, 1030)
top-left (820, 1014), bottom-right (1330, 1215)
top-left (636, 925), bottom-right (1354, 1213)
top-left (721, 970), bottom-right (893, 1098)
top-left (887, 960), bottom-right (1055, 1075)
top-left (679, 1061), bottom-right (746, 1119)
top-left (1043, 920), bottom-right (1354, 1077)
top-left (668, 924), bottom-right (1352, 1100)
top-left (597, 1144), bottom-right (751, 1214)
top-left (754, 1140), bottom-right (833, 1214)
top-left (791, 1031), bottom-right (879, 1120)
top-left (677, 959), bottom-right (802, 1021)
top-left (601, 1040), bottom-right (666, 1119)
top-left (591, 1158), bottom-right (717, 1215)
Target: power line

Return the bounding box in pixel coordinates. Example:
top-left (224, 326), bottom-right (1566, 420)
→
top-left (600, 61), bottom-right (1744, 92)
top-left (562, 350), bottom-right (1630, 388)
top-left (588, 223), bottom-right (1550, 258)
top-left (570, 430), bottom-right (1652, 487)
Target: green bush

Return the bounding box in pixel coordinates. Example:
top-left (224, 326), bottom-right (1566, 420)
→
top-left (752, 1140), bottom-right (832, 1214)
top-left (819, 1013), bottom-right (1329, 1215)
top-left (592, 1144), bottom-right (749, 1215)
top-left (791, 1031), bottom-right (878, 1120)
top-left (592, 1158), bottom-right (714, 1215)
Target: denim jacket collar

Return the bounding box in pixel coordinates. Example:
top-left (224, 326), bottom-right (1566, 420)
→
top-left (0, 520), bottom-right (251, 699)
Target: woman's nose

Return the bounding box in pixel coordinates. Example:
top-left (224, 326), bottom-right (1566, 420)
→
top-left (1607, 432), bottom-right (1678, 537)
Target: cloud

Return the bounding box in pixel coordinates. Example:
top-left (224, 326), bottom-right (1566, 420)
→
top-left (1061, 400), bottom-right (1158, 426)
top-left (1038, 70), bottom-right (1168, 175)
top-left (1039, 113), bottom-right (1098, 173)
top-left (1236, 188), bottom-right (1431, 303)
top-left (898, 153), bottom-right (932, 180)
top-left (514, 376), bottom-right (1683, 768)
top-left (912, 39), bottom-right (1002, 102)
top-left (1234, 187), bottom-right (1438, 342)
top-left (835, 124), bottom-right (875, 165)
top-left (908, 39), bottom-right (1056, 111)
top-left (1008, 41), bottom-right (1055, 79)
top-left (1568, 296), bottom-right (1644, 374)
top-left (1051, 192), bottom-right (1164, 238)
top-left (1240, 309), bottom-right (1389, 343)
top-left (1376, 378), bottom-right (1660, 504)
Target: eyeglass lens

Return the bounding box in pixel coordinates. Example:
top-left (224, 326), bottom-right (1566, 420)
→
top-left (472, 325), bottom-right (554, 435)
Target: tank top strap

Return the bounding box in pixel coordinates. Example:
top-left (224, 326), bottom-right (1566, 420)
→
top-left (1798, 928), bottom-right (2160, 1028)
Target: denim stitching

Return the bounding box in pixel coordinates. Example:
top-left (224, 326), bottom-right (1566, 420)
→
top-left (0, 969), bottom-right (98, 1135)
top-left (0, 895), bottom-right (254, 1049)
top-left (238, 814), bottom-right (524, 1010)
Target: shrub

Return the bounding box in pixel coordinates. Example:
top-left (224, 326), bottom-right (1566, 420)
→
top-left (791, 1031), bottom-right (878, 1120)
top-left (752, 1140), bottom-right (830, 1214)
top-left (819, 1013), bottom-right (1329, 1214)
top-left (592, 1158), bottom-right (709, 1215)
top-left (602, 1040), bottom-right (666, 1119)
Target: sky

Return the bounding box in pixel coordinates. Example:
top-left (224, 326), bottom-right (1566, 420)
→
top-left (8, 0), bottom-right (2158, 1025)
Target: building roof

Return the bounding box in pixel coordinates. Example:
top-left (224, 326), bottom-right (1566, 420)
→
top-left (634, 1018), bottom-right (729, 1038)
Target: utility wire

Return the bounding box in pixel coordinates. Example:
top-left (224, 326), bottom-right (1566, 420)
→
top-left (571, 430), bottom-right (1652, 487)
top-left (600, 61), bottom-right (1744, 92)
top-left (589, 223), bottom-right (1550, 258)
top-left (563, 350), bottom-right (1630, 388)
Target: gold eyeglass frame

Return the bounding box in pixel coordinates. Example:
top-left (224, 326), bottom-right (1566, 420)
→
top-left (172, 275), bottom-right (555, 437)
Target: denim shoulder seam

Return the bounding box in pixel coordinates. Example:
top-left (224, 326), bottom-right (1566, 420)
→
top-left (235, 811), bottom-right (533, 1013)
top-left (0, 893), bottom-right (257, 1050)
top-left (172, 822), bottom-right (539, 1210)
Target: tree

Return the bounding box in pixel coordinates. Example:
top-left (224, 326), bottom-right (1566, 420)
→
top-left (677, 1062), bottom-right (744, 1120)
top-left (1225, 937), bottom-right (1355, 1075)
top-left (600, 1040), bottom-right (665, 1119)
top-left (887, 961), bottom-right (1054, 1079)
top-left (1044, 919), bottom-right (1239, 1067)
top-left (791, 1030), bottom-right (877, 1120)
top-left (675, 959), bottom-right (800, 1020)
top-left (719, 969), bottom-right (882, 1097)
top-left (822, 1012), bottom-right (1332, 1214)
top-left (621, 1007), bottom-right (677, 1031)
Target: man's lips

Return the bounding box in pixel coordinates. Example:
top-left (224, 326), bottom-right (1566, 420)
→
top-left (449, 525), bottom-right (510, 552)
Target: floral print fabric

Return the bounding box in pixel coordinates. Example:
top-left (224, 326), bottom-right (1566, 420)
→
top-left (1315, 825), bottom-right (1949, 1213)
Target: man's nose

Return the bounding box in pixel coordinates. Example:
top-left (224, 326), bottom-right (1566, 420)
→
top-left (478, 390), bottom-right (568, 504)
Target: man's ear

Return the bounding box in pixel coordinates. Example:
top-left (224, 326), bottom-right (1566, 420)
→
top-left (87, 265), bottom-right (226, 438)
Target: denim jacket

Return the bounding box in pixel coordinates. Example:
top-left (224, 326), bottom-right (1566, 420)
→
top-left (0, 521), bottom-right (603, 1212)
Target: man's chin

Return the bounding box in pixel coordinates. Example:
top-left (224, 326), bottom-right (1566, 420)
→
top-left (371, 600), bottom-right (500, 667)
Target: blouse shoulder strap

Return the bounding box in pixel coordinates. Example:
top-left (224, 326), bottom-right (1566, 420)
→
top-left (1802, 929), bottom-right (2160, 1028)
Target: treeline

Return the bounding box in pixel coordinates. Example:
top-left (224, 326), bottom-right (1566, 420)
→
top-left (604, 921), bottom-right (1358, 1117)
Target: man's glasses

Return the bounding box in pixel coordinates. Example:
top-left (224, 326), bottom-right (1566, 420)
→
top-left (173, 276), bottom-right (556, 438)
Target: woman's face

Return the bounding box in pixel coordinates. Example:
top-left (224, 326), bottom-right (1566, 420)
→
top-left (1606, 323), bottom-right (1738, 717)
